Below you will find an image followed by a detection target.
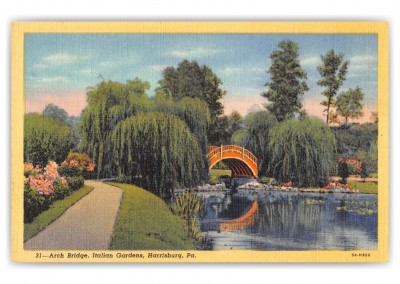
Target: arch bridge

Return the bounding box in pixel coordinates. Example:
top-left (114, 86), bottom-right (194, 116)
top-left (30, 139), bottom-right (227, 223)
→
top-left (207, 145), bottom-right (258, 178)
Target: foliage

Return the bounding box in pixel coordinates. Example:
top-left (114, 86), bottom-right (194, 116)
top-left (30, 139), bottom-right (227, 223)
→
top-left (317, 49), bottom-right (349, 124)
top-left (78, 79), bottom-right (149, 178)
top-left (231, 111), bottom-right (278, 176)
top-left (158, 59), bottom-right (226, 121)
top-left (268, 116), bottom-right (336, 187)
top-left (331, 124), bottom-right (378, 173)
top-left (208, 111), bottom-right (243, 145)
top-left (336, 87), bottom-right (365, 124)
top-left (170, 190), bottom-right (204, 241)
top-left (66, 176), bottom-right (85, 191)
top-left (262, 40), bottom-right (309, 121)
top-left (79, 78), bottom-right (210, 181)
top-left (108, 183), bottom-right (196, 250)
top-left (42, 103), bottom-right (69, 124)
top-left (24, 185), bottom-right (94, 242)
top-left (112, 112), bottom-right (207, 198)
top-left (338, 161), bottom-right (349, 184)
top-left (24, 113), bottom-right (74, 166)
top-left (360, 162), bottom-right (369, 181)
top-left (59, 152), bottom-right (96, 178)
top-left (24, 160), bottom-right (85, 223)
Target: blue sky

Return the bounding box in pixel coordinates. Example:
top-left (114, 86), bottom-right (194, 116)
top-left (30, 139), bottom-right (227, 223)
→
top-left (25, 33), bottom-right (378, 121)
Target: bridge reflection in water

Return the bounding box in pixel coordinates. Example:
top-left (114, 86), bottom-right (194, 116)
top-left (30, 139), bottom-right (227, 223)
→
top-left (199, 191), bottom-right (377, 250)
top-left (219, 201), bottom-right (258, 231)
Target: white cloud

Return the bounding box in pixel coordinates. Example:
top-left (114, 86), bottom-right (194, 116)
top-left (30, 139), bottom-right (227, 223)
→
top-left (348, 54), bottom-right (377, 72)
top-left (43, 53), bottom-right (85, 65)
top-left (219, 67), bottom-right (242, 75)
top-left (349, 55), bottom-right (375, 63)
top-left (80, 69), bottom-right (92, 75)
top-left (99, 61), bottom-right (114, 68)
top-left (148, 64), bottom-right (168, 72)
top-left (31, 63), bottom-right (47, 70)
top-left (40, 76), bottom-right (66, 83)
top-left (170, 47), bottom-right (220, 58)
top-left (219, 66), bottom-right (265, 75)
top-left (301, 56), bottom-right (320, 67)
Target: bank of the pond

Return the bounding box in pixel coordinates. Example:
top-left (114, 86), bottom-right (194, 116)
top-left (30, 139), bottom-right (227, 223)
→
top-left (24, 185), bottom-right (94, 242)
top-left (107, 183), bottom-right (196, 250)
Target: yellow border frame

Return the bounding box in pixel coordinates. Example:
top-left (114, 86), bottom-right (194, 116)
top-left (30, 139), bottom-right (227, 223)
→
top-left (11, 22), bottom-right (389, 262)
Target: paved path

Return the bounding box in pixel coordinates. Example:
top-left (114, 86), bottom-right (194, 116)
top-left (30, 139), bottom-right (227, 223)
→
top-left (24, 181), bottom-right (123, 250)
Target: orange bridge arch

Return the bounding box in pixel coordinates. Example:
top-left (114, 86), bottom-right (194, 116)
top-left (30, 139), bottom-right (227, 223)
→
top-left (207, 145), bottom-right (258, 178)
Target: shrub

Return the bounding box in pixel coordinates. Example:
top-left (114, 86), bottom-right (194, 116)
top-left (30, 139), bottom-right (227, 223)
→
top-left (171, 190), bottom-right (204, 241)
top-left (24, 181), bottom-right (50, 223)
top-left (24, 113), bottom-right (73, 166)
top-left (23, 160), bottom-right (85, 223)
top-left (66, 176), bottom-right (85, 191)
top-left (59, 152), bottom-right (96, 178)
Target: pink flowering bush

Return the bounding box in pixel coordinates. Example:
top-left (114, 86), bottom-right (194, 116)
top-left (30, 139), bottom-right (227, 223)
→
top-left (59, 152), bottom-right (96, 178)
top-left (24, 160), bottom-right (84, 223)
top-left (325, 181), bottom-right (352, 192)
top-left (24, 162), bottom-right (42, 177)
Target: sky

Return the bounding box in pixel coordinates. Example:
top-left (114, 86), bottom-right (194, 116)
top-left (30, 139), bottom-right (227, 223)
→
top-left (24, 33), bottom-right (378, 122)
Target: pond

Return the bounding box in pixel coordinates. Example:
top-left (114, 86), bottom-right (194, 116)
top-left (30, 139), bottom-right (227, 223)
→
top-left (198, 189), bottom-right (377, 251)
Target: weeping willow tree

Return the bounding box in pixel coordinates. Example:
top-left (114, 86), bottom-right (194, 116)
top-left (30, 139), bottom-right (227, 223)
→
top-left (78, 78), bottom-right (151, 178)
top-left (112, 112), bottom-right (206, 198)
top-left (231, 111), bottom-right (278, 176)
top-left (268, 116), bottom-right (336, 187)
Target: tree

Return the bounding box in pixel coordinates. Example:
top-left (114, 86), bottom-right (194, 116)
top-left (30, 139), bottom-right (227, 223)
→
top-left (268, 116), bottom-right (336, 187)
top-left (336, 87), bottom-right (365, 124)
top-left (78, 78), bottom-right (151, 178)
top-left (360, 162), bottom-right (369, 182)
top-left (79, 77), bottom-right (211, 186)
top-left (328, 111), bottom-right (340, 125)
top-left (24, 113), bottom-right (73, 166)
top-left (158, 60), bottom-right (226, 121)
top-left (112, 112), bottom-right (206, 198)
top-left (208, 111), bottom-right (243, 145)
top-left (317, 49), bottom-right (349, 124)
top-left (262, 40), bottom-right (309, 122)
top-left (43, 103), bottom-right (69, 124)
top-left (231, 111), bottom-right (278, 176)
top-left (338, 161), bottom-right (349, 184)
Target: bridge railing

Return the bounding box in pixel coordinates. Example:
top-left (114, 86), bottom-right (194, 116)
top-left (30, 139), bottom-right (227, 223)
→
top-left (207, 145), bottom-right (258, 165)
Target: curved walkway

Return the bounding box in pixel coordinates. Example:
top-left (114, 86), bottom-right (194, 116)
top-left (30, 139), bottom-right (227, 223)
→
top-left (24, 180), bottom-right (123, 250)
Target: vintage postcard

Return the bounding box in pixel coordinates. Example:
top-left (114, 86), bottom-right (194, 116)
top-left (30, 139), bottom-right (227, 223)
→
top-left (11, 22), bottom-right (388, 262)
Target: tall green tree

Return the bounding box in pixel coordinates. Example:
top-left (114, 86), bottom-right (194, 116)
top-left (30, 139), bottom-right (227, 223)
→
top-left (24, 113), bottom-right (73, 166)
top-left (317, 49), bottom-right (349, 124)
top-left (158, 59), bottom-right (226, 121)
top-left (231, 111), bottom-right (278, 176)
top-left (78, 78), bottom-right (151, 178)
top-left (336, 86), bottom-right (365, 124)
top-left (262, 40), bottom-right (309, 121)
top-left (268, 116), bottom-right (336, 187)
top-left (112, 112), bottom-right (206, 198)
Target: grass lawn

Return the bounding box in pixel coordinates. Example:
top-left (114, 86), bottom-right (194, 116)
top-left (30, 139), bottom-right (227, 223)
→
top-left (348, 181), bottom-right (378, 194)
top-left (24, 185), bottom-right (94, 242)
top-left (107, 183), bottom-right (196, 250)
top-left (209, 169), bottom-right (231, 184)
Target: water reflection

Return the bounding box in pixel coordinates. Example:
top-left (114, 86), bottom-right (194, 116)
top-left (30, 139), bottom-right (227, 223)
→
top-left (198, 190), bottom-right (377, 250)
